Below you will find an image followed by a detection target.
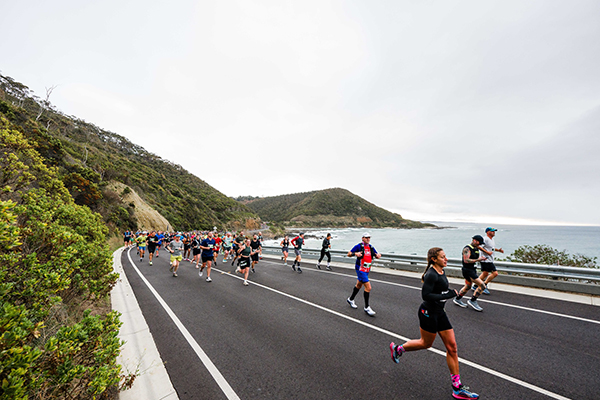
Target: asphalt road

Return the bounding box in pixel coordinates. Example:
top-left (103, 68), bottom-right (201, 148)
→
top-left (121, 249), bottom-right (600, 399)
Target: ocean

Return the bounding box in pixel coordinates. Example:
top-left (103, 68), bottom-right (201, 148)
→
top-left (263, 222), bottom-right (600, 260)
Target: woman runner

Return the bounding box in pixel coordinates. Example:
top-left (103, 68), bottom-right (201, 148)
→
top-left (389, 247), bottom-right (479, 399)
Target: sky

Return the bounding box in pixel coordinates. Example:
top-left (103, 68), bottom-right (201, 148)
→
top-left (2, 0), bottom-right (600, 226)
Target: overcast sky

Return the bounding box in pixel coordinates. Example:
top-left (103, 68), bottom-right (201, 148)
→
top-left (2, 1), bottom-right (599, 225)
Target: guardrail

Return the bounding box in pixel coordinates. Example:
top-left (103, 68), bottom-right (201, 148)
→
top-left (261, 246), bottom-right (600, 296)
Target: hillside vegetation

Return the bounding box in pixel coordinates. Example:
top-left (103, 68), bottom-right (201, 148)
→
top-left (0, 73), bottom-right (259, 233)
top-left (243, 188), bottom-right (434, 229)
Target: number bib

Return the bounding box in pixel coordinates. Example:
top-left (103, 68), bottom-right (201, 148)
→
top-left (359, 262), bottom-right (372, 273)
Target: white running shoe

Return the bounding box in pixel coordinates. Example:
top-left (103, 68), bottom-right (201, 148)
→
top-left (347, 298), bottom-right (358, 309)
top-left (243, 280), bottom-right (249, 286)
top-left (235, 267), bottom-right (241, 273)
top-left (199, 271), bottom-right (203, 277)
top-left (364, 306), bottom-right (376, 316)
top-left (206, 277), bottom-right (212, 282)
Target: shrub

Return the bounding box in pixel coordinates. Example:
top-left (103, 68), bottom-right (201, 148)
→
top-left (506, 244), bottom-right (598, 269)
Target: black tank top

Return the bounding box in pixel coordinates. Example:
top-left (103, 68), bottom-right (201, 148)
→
top-left (461, 244), bottom-right (480, 268)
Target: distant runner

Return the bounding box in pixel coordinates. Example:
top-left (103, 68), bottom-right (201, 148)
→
top-left (199, 231), bottom-right (216, 282)
top-left (136, 231), bottom-right (148, 262)
top-left (167, 235), bottom-right (184, 277)
top-left (453, 235), bottom-right (487, 312)
top-left (290, 233), bottom-right (305, 273)
top-left (317, 233), bottom-right (332, 271)
top-left (280, 236), bottom-right (290, 265)
top-left (476, 227), bottom-right (504, 295)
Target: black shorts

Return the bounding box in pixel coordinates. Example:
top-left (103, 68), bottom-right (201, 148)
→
top-left (461, 267), bottom-right (479, 281)
top-left (201, 256), bottom-right (213, 263)
top-left (184, 244), bottom-right (191, 250)
top-left (147, 245), bottom-right (157, 253)
top-left (480, 262), bottom-right (496, 272)
top-left (251, 253), bottom-right (259, 262)
top-left (192, 248), bottom-right (201, 255)
top-left (239, 258), bottom-right (250, 268)
top-left (418, 305), bottom-right (452, 334)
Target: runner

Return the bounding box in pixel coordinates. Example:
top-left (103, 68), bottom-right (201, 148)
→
top-left (231, 231), bottom-right (245, 266)
top-left (123, 231), bottom-right (131, 247)
top-left (166, 235), bottom-right (184, 277)
top-left (476, 227), bottom-right (504, 295)
top-left (250, 234), bottom-right (262, 273)
top-left (389, 247), bottom-right (480, 400)
top-left (257, 231), bottom-right (264, 259)
top-left (199, 231), bottom-right (216, 282)
top-left (280, 235), bottom-right (290, 265)
top-left (183, 234), bottom-right (192, 261)
top-left (317, 233), bottom-right (332, 271)
top-left (235, 238), bottom-right (254, 286)
top-left (191, 234), bottom-right (201, 268)
top-left (290, 232), bottom-right (305, 273)
top-left (147, 231), bottom-right (158, 266)
top-left (222, 232), bottom-right (233, 262)
top-left (135, 231), bottom-right (148, 262)
top-left (155, 231), bottom-right (164, 257)
top-left (346, 232), bottom-right (381, 316)
top-left (453, 235), bottom-right (487, 312)
top-left (213, 233), bottom-right (222, 266)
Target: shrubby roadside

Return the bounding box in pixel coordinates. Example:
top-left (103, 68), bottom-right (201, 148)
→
top-left (1, 114), bottom-right (130, 399)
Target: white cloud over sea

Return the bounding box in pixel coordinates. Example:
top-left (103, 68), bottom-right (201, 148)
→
top-left (2, 0), bottom-right (599, 225)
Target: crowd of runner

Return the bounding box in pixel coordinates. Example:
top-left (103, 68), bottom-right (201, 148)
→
top-left (123, 226), bottom-right (505, 399)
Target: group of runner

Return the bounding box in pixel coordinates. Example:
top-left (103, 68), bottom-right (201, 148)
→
top-left (125, 226), bottom-right (504, 399)
top-left (125, 230), bottom-right (264, 286)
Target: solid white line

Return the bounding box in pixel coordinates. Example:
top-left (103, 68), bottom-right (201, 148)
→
top-left (215, 266), bottom-right (571, 400)
top-left (126, 251), bottom-right (240, 400)
top-left (314, 268), bottom-right (600, 326)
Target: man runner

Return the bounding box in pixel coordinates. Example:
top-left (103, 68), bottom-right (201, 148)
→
top-left (346, 233), bottom-right (381, 316)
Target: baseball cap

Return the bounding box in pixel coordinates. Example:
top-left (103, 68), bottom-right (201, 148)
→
top-left (362, 232), bottom-right (371, 238)
top-left (472, 235), bottom-right (485, 243)
top-left (485, 227), bottom-right (497, 232)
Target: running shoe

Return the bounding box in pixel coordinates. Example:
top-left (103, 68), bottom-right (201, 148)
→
top-left (199, 271), bottom-right (203, 277)
top-left (169, 265), bottom-right (174, 272)
top-left (195, 264), bottom-right (199, 269)
top-left (482, 288), bottom-right (490, 295)
top-left (235, 267), bottom-right (241, 273)
top-left (364, 306), bottom-right (376, 316)
top-left (453, 298), bottom-right (467, 308)
top-left (251, 268), bottom-right (255, 273)
top-left (206, 277), bottom-right (212, 282)
top-left (389, 342), bottom-right (402, 363)
top-left (316, 264), bottom-right (321, 270)
top-left (173, 273), bottom-right (178, 277)
top-left (243, 280), bottom-right (249, 286)
top-left (467, 299), bottom-right (483, 312)
top-left (452, 385), bottom-right (479, 399)
top-left (214, 261), bottom-right (218, 266)
top-left (140, 258), bottom-right (143, 262)
top-left (326, 266), bottom-right (332, 271)
top-left (297, 267), bottom-right (302, 273)
top-left (347, 298), bottom-right (358, 309)
top-left (291, 264), bottom-right (296, 271)
top-left (231, 260), bottom-right (235, 266)
top-left (149, 261), bottom-right (152, 266)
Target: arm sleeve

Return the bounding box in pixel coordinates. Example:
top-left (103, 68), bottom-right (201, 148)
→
top-left (422, 272), bottom-right (456, 302)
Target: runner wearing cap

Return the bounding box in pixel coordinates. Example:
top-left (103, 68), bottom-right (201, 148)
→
top-left (317, 233), bottom-right (332, 271)
top-left (453, 235), bottom-right (487, 311)
top-left (290, 233), bottom-right (305, 273)
top-left (390, 247), bottom-right (480, 400)
top-left (476, 227), bottom-right (504, 295)
top-left (346, 233), bottom-right (381, 316)
top-left (199, 231), bottom-right (216, 282)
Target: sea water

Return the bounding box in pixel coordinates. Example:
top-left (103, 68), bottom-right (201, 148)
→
top-left (263, 222), bottom-right (600, 260)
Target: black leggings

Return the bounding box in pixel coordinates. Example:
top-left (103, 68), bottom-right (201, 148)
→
top-left (318, 249), bottom-right (331, 263)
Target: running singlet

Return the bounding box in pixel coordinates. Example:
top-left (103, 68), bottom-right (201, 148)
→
top-left (360, 244), bottom-right (373, 273)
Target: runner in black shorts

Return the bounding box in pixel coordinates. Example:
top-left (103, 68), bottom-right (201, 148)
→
top-left (280, 236), bottom-right (290, 265)
top-left (453, 235), bottom-right (487, 312)
top-left (389, 247), bottom-right (480, 400)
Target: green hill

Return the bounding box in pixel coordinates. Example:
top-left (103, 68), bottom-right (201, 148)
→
top-left (242, 188), bottom-right (434, 228)
top-left (0, 73), bottom-right (259, 232)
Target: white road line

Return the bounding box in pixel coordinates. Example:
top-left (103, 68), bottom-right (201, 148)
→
top-left (306, 267), bottom-right (600, 326)
top-left (126, 251), bottom-right (241, 400)
top-left (216, 266), bottom-right (571, 400)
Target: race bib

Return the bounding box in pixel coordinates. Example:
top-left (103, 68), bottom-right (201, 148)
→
top-left (360, 262), bottom-right (372, 273)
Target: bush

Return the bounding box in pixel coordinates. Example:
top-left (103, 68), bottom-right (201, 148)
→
top-left (506, 244), bottom-right (598, 269)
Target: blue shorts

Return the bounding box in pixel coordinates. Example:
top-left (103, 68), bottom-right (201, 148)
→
top-left (356, 269), bottom-right (369, 283)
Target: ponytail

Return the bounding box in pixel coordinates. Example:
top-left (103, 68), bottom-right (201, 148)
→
top-left (422, 247), bottom-right (443, 282)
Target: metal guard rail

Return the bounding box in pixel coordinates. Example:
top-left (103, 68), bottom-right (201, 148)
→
top-left (262, 246), bottom-right (600, 282)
